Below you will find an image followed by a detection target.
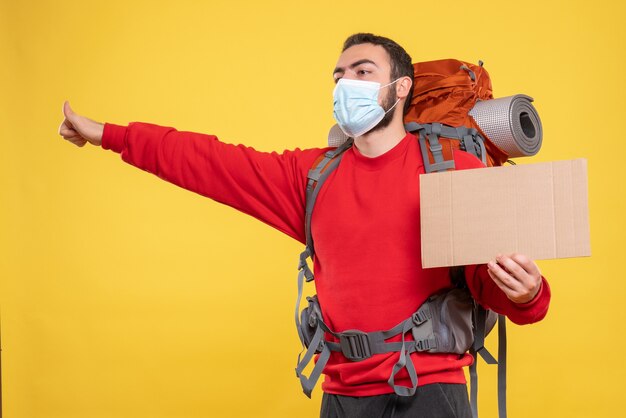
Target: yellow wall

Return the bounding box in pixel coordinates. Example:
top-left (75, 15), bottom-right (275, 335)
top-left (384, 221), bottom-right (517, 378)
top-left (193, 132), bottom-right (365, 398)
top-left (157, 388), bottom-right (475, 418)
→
top-left (1, 0), bottom-right (624, 416)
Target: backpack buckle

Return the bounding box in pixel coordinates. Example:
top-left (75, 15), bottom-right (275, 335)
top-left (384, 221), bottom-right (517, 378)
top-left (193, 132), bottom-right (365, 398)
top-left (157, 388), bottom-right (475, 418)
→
top-left (415, 338), bottom-right (437, 352)
top-left (428, 140), bottom-right (443, 153)
top-left (412, 308), bottom-right (431, 325)
top-left (338, 330), bottom-right (372, 361)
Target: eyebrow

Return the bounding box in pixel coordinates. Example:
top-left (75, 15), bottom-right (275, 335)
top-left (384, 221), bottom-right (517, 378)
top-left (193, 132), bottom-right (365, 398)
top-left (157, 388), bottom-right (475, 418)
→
top-left (333, 59), bottom-right (379, 76)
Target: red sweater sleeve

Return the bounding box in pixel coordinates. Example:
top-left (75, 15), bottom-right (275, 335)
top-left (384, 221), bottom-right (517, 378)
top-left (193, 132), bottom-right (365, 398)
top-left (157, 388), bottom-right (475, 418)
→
top-left (101, 122), bottom-right (326, 244)
top-left (464, 264), bottom-right (550, 324)
top-left (452, 149), bottom-right (551, 325)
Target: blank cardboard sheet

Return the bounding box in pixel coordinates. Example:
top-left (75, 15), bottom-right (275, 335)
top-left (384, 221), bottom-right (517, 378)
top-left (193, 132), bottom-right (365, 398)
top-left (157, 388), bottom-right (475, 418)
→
top-left (420, 159), bottom-right (591, 268)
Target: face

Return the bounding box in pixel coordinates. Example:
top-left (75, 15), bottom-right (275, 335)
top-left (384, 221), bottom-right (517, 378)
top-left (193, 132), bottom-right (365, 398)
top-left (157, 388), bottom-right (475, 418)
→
top-left (333, 43), bottom-right (399, 133)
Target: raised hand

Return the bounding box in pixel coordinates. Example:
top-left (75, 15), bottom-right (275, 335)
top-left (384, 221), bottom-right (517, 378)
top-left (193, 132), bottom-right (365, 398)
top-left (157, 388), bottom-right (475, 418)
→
top-left (58, 101), bottom-right (104, 147)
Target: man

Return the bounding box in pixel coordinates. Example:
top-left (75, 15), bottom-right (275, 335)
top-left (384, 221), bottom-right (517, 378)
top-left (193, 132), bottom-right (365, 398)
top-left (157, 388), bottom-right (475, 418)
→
top-left (58, 33), bottom-right (550, 418)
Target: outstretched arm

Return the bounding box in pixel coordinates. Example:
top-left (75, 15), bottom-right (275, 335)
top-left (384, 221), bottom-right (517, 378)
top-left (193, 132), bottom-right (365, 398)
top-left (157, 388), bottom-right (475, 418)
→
top-left (57, 101), bottom-right (326, 243)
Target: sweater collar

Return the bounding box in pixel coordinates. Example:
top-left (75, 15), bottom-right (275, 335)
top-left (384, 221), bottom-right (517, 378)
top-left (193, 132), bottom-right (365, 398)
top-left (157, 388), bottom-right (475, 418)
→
top-left (349, 132), bottom-right (414, 170)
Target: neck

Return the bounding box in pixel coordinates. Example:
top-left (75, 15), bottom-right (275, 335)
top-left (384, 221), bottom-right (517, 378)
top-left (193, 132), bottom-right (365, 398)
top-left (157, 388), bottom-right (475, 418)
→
top-left (353, 112), bottom-right (407, 158)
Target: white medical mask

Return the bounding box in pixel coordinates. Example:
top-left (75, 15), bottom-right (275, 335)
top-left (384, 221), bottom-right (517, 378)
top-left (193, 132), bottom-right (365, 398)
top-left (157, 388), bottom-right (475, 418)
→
top-left (333, 78), bottom-right (401, 138)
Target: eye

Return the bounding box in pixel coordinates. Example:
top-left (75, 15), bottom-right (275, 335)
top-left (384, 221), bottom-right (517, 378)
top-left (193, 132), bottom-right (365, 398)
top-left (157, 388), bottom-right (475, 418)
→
top-left (357, 69), bottom-right (370, 76)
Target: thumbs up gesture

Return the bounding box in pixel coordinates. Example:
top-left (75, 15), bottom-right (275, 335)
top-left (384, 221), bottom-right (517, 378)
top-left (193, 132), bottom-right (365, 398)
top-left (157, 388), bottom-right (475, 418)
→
top-left (58, 101), bottom-right (104, 147)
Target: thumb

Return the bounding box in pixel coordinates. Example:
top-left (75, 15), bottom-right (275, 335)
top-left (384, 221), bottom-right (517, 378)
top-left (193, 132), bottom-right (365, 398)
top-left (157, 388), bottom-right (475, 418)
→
top-left (59, 101), bottom-right (104, 146)
top-left (63, 100), bottom-right (75, 122)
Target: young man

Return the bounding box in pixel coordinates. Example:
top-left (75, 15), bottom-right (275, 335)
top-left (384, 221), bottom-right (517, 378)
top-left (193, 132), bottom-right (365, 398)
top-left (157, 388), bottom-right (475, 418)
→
top-left (58, 33), bottom-right (550, 418)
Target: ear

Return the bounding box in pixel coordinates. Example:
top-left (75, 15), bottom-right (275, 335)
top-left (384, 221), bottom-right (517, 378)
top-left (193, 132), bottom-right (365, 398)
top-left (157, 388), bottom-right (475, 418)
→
top-left (395, 76), bottom-right (413, 100)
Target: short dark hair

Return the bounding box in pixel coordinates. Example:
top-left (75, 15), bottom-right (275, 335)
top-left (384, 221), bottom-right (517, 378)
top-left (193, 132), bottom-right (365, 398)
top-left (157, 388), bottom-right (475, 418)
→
top-left (342, 33), bottom-right (414, 115)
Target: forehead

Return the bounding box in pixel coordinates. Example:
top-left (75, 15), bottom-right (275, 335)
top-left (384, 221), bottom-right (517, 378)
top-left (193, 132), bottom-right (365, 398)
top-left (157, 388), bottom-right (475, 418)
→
top-left (335, 43), bottom-right (391, 72)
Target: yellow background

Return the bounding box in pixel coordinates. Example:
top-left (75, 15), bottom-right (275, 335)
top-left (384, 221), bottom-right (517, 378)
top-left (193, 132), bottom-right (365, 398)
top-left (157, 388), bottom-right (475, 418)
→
top-left (1, 0), bottom-right (624, 417)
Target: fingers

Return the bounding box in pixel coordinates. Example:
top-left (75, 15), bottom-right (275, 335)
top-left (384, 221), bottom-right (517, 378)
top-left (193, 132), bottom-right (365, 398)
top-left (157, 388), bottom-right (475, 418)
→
top-left (509, 253), bottom-right (541, 277)
top-left (487, 268), bottom-right (519, 300)
top-left (58, 118), bottom-right (81, 144)
top-left (487, 258), bottom-right (521, 293)
top-left (58, 119), bottom-right (74, 136)
top-left (62, 131), bottom-right (88, 147)
top-left (68, 138), bottom-right (88, 147)
top-left (487, 253), bottom-right (542, 304)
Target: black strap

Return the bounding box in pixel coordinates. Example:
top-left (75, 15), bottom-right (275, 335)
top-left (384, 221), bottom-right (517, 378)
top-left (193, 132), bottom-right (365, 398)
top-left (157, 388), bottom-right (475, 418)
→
top-left (469, 347), bottom-right (479, 418)
top-left (470, 306), bottom-right (504, 418)
top-left (498, 314), bottom-right (507, 418)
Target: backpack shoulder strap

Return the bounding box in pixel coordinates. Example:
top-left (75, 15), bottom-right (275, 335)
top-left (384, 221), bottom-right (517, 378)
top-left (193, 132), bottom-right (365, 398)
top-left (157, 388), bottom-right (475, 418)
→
top-left (304, 138), bottom-right (354, 261)
top-left (297, 139), bottom-right (353, 285)
top-left (405, 122), bottom-right (488, 173)
top-left (294, 138), bottom-right (354, 386)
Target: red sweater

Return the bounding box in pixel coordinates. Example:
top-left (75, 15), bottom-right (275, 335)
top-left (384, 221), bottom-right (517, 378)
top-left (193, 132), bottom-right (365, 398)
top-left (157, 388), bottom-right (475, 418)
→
top-left (102, 122), bottom-right (550, 396)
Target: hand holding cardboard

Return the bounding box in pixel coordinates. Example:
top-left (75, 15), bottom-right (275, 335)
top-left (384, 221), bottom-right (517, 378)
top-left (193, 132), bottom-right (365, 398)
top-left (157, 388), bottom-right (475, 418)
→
top-left (487, 253), bottom-right (543, 304)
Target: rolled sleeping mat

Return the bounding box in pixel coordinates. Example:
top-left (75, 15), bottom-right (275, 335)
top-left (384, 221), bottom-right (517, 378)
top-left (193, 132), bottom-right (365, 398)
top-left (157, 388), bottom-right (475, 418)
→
top-left (468, 94), bottom-right (542, 157)
top-left (328, 94), bottom-right (543, 158)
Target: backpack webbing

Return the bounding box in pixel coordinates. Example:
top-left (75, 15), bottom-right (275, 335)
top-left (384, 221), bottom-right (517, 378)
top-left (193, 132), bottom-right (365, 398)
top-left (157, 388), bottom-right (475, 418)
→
top-left (295, 138), bottom-right (355, 397)
top-left (295, 131), bottom-right (507, 418)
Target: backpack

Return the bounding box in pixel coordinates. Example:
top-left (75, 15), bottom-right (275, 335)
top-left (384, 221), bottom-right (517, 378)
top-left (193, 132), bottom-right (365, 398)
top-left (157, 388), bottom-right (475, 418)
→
top-left (405, 59), bottom-right (508, 170)
top-left (295, 59), bottom-right (542, 418)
